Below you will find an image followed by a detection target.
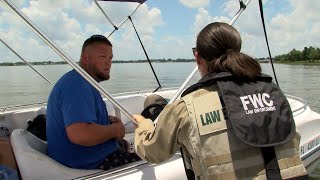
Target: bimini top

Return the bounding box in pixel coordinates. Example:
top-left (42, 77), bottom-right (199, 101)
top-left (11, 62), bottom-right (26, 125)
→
top-left (99, 0), bottom-right (147, 4)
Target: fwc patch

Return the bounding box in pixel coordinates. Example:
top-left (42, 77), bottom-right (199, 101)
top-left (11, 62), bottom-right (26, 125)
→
top-left (239, 93), bottom-right (276, 114)
top-left (194, 92), bottom-right (226, 136)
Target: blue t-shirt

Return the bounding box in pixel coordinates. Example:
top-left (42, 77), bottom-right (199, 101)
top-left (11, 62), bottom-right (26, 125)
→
top-left (46, 70), bottom-right (117, 169)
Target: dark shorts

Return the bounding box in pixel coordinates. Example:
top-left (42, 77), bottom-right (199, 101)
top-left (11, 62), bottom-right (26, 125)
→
top-left (97, 139), bottom-right (141, 170)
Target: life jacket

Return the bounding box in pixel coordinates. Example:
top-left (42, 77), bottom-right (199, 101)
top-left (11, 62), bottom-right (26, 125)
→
top-left (180, 72), bottom-right (307, 180)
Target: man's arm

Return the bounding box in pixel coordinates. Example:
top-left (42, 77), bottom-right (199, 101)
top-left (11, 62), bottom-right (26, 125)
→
top-left (66, 116), bottom-right (125, 147)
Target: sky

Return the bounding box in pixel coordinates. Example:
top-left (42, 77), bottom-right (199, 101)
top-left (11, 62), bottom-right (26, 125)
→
top-left (0, 0), bottom-right (319, 63)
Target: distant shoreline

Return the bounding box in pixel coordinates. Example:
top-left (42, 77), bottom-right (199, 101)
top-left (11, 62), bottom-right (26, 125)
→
top-left (275, 61), bottom-right (320, 65)
top-left (1, 59), bottom-right (320, 66)
top-left (0, 59), bottom-right (196, 66)
top-left (259, 60), bottom-right (320, 65)
top-left (2, 46), bottom-right (319, 66)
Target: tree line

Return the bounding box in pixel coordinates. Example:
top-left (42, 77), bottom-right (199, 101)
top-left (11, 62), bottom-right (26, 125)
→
top-left (0, 58), bottom-right (195, 66)
top-left (274, 46), bottom-right (320, 62)
top-left (1, 46), bottom-right (319, 66)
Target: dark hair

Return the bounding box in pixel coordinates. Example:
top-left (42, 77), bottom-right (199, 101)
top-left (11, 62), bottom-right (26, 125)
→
top-left (196, 22), bottom-right (261, 80)
top-left (81, 34), bottom-right (112, 52)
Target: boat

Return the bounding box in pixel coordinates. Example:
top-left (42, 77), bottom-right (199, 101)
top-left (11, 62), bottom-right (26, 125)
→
top-left (0, 0), bottom-right (320, 179)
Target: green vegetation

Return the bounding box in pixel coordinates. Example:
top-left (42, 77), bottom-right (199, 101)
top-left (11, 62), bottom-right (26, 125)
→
top-left (1, 46), bottom-right (319, 66)
top-left (274, 46), bottom-right (320, 63)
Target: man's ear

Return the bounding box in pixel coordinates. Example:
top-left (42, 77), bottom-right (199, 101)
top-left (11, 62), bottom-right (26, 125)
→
top-left (81, 52), bottom-right (88, 64)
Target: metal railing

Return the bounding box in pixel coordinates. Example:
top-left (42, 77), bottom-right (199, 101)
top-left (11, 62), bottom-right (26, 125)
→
top-left (285, 94), bottom-right (308, 115)
top-left (0, 101), bottom-right (47, 113)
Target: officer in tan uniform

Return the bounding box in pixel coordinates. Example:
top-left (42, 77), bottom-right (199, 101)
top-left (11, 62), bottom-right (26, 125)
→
top-left (133, 22), bottom-right (308, 180)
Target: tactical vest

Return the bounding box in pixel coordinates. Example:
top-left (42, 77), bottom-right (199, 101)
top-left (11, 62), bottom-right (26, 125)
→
top-left (180, 72), bottom-right (307, 180)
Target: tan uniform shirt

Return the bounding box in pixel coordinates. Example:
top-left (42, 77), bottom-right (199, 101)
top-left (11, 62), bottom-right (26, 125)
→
top-left (134, 88), bottom-right (307, 179)
top-left (135, 100), bottom-right (190, 163)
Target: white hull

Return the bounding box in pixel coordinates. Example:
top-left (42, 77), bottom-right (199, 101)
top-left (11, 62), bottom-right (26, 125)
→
top-left (1, 88), bottom-right (320, 179)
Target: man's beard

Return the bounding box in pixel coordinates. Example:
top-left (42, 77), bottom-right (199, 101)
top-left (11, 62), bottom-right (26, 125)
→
top-left (95, 71), bottom-right (110, 82)
top-left (87, 65), bottom-right (110, 82)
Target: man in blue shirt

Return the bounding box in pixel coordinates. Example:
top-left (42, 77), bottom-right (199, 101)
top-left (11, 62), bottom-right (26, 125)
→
top-left (46, 35), bottom-right (139, 170)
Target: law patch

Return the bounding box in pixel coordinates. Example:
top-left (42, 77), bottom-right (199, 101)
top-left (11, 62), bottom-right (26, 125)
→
top-left (193, 91), bottom-right (226, 135)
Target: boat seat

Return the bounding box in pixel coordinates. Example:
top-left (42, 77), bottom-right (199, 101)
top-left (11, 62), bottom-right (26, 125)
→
top-left (107, 94), bottom-right (147, 133)
top-left (10, 129), bottom-right (102, 180)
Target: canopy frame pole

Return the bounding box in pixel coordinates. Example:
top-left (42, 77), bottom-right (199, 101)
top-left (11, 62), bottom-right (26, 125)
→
top-left (93, 0), bottom-right (144, 41)
top-left (155, 0), bottom-right (252, 124)
top-left (168, 0), bottom-right (251, 104)
top-left (94, 1), bottom-right (160, 91)
top-left (2, 0), bottom-right (137, 123)
top-left (128, 16), bottom-right (162, 92)
top-left (94, 0), bottom-right (143, 31)
top-left (0, 38), bottom-right (54, 86)
top-left (109, 3), bottom-right (142, 38)
top-left (93, 0), bottom-right (118, 30)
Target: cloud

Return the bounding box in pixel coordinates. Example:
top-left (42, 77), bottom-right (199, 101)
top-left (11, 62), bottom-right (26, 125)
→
top-left (1, 0), bottom-right (319, 62)
top-left (108, 3), bottom-right (165, 60)
top-left (190, 0), bottom-right (320, 58)
top-left (266, 0), bottom-right (320, 56)
top-left (0, 0), bottom-right (164, 62)
top-left (179, 0), bottom-right (210, 8)
top-left (0, 27), bottom-right (62, 63)
top-left (193, 8), bottom-right (230, 34)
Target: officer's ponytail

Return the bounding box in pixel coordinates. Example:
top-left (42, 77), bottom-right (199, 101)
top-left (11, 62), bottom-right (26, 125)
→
top-left (207, 50), bottom-right (261, 80)
top-left (196, 22), bottom-right (261, 80)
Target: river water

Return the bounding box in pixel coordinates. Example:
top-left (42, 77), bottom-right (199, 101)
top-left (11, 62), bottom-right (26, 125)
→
top-left (1, 62), bottom-right (320, 176)
top-left (0, 62), bottom-right (319, 113)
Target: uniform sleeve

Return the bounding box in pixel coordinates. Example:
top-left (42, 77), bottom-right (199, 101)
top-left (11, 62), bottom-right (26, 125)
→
top-left (134, 100), bottom-right (189, 163)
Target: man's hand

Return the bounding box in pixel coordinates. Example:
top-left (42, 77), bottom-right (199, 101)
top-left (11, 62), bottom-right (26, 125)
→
top-left (109, 115), bottom-right (121, 123)
top-left (109, 115), bottom-right (125, 139)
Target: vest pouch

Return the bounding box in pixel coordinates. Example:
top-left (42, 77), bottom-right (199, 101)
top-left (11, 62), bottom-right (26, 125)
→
top-left (217, 80), bottom-right (295, 147)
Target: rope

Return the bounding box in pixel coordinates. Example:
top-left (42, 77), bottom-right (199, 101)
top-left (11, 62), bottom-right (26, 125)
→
top-left (258, 0), bottom-right (280, 87)
top-left (128, 16), bottom-right (162, 92)
top-left (94, 1), bottom-right (161, 91)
